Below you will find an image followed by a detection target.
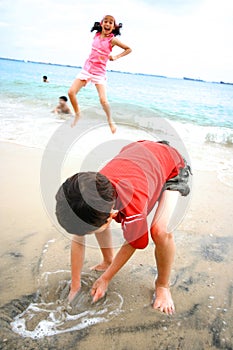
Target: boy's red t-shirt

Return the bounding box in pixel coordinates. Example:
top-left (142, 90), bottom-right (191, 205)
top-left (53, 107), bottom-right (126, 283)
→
top-left (100, 141), bottom-right (184, 249)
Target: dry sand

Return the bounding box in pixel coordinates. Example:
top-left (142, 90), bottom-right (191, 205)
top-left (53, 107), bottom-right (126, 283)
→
top-left (0, 141), bottom-right (233, 350)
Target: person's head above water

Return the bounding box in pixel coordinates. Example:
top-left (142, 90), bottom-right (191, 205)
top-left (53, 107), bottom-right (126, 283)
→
top-left (59, 96), bottom-right (68, 103)
top-left (91, 15), bottom-right (122, 36)
top-left (43, 75), bottom-right (49, 82)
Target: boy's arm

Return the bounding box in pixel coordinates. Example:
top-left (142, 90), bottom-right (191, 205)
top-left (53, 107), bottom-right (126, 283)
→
top-left (62, 104), bottom-right (72, 114)
top-left (109, 38), bottom-right (132, 61)
top-left (68, 235), bottom-right (85, 302)
top-left (91, 241), bottom-right (136, 302)
top-left (52, 106), bottom-right (59, 114)
top-left (91, 227), bottom-right (114, 270)
top-left (67, 106), bottom-right (72, 114)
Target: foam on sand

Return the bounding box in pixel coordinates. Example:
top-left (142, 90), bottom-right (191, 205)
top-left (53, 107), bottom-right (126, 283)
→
top-left (11, 272), bottom-right (123, 339)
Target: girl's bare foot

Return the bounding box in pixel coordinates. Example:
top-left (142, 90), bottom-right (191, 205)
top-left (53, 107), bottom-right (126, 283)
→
top-left (90, 261), bottom-right (112, 272)
top-left (152, 284), bottom-right (175, 315)
top-left (71, 113), bottom-right (80, 128)
top-left (109, 121), bottom-right (117, 134)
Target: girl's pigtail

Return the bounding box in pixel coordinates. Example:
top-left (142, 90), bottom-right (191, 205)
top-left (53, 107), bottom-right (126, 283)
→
top-left (90, 21), bottom-right (123, 36)
top-left (112, 23), bottom-right (122, 36)
top-left (90, 22), bottom-right (102, 33)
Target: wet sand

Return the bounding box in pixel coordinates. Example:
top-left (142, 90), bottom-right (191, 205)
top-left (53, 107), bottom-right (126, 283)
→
top-left (0, 141), bottom-right (233, 349)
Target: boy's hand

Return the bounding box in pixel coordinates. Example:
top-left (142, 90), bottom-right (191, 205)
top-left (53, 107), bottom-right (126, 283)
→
top-left (91, 276), bottom-right (109, 303)
top-left (68, 286), bottom-right (81, 303)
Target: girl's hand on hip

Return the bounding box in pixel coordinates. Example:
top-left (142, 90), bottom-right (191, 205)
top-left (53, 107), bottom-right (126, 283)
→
top-left (109, 55), bottom-right (116, 61)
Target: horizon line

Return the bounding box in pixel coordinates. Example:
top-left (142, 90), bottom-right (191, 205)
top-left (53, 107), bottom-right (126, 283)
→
top-left (1, 56), bottom-right (232, 85)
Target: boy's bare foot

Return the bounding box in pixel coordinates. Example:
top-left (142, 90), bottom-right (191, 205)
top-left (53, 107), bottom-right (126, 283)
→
top-left (90, 261), bottom-right (112, 272)
top-left (152, 284), bottom-right (175, 315)
top-left (71, 113), bottom-right (80, 128)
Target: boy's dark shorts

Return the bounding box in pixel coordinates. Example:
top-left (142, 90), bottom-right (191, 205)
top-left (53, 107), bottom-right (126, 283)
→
top-left (158, 140), bottom-right (192, 197)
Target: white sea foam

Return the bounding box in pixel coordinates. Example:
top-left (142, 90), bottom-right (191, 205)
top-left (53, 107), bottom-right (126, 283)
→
top-left (168, 120), bottom-right (233, 187)
top-left (11, 271), bottom-right (124, 339)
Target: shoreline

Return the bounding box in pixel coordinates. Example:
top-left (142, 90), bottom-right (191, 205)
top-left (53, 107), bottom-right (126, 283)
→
top-left (2, 56), bottom-right (233, 84)
top-left (0, 141), bottom-right (233, 348)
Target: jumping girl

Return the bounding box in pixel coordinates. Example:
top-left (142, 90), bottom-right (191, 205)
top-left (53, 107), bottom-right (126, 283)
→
top-left (68, 15), bottom-right (132, 133)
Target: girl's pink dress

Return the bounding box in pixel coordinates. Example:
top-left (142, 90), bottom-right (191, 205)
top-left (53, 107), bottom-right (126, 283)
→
top-left (83, 32), bottom-right (114, 77)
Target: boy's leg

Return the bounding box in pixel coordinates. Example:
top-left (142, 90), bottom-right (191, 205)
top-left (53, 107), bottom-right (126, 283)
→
top-left (68, 78), bottom-right (86, 127)
top-left (95, 84), bottom-right (116, 134)
top-left (150, 190), bottom-right (179, 315)
top-left (91, 228), bottom-right (114, 271)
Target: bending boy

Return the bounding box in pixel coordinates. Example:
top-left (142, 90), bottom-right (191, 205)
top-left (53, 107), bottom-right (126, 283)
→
top-left (55, 140), bottom-right (191, 315)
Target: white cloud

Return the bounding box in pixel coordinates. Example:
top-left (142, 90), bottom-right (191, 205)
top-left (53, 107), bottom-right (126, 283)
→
top-left (0, 21), bottom-right (10, 27)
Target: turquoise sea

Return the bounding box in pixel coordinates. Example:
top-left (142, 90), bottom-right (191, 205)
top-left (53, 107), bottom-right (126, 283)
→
top-left (0, 57), bottom-right (233, 186)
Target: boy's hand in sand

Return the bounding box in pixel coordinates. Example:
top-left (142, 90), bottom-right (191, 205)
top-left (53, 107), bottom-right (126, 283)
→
top-left (68, 286), bottom-right (81, 303)
top-left (91, 276), bottom-right (109, 303)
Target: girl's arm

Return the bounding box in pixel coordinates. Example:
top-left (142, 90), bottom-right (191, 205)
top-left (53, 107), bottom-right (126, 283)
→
top-left (68, 235), bottom-right (85, 302)
top-left (109, 38), bottom-right (132, 61)
top-left (91, 241), bottom-right (136, 302)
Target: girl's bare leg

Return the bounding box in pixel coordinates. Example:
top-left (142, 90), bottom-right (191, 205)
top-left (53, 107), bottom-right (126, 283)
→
top-left (68, 79), bottom-right (86, 127)
top-left (150, 190), bottom-right (179, 315)
top-left (95, 84), bottom-right (116, 134)
top-left (91, 228), bottom-right (114, 271)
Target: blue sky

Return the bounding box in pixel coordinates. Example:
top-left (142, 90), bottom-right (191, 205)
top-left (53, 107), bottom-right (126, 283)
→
top-left (0, 0), bottom-right (233, 81)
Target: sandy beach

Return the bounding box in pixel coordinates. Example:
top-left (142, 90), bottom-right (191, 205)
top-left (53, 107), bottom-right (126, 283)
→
top-left (0, 141), bottom-right (233, 350)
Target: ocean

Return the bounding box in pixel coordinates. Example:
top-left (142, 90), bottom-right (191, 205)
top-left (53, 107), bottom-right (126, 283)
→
top-left (1, 57), bottom-right (233, 187)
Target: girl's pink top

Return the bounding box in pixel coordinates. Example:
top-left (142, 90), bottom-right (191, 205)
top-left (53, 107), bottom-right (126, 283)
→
top-left (83, 32), bottom-right (114, 76)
